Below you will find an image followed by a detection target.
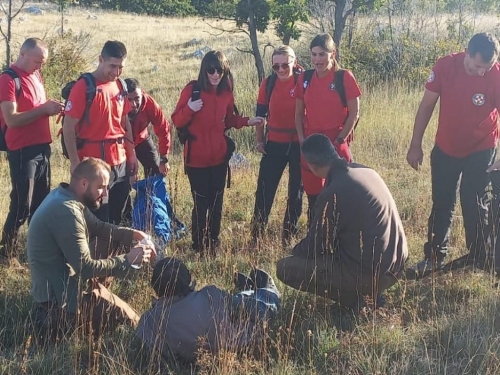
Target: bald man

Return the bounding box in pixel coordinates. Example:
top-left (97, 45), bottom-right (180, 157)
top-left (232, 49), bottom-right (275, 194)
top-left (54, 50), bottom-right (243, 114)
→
top-left (0, 38), bottom-right (64, 265)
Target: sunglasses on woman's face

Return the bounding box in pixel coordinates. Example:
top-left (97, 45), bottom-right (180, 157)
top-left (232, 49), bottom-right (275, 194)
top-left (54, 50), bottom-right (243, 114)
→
top-left (272, 62), bottom-right (292, 72)
top-left (207, 67), bottom-right (224, 75)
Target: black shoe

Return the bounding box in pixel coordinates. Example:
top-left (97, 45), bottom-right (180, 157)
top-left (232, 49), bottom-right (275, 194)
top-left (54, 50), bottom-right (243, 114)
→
top-left (234, 272), bottom-right (254, 291)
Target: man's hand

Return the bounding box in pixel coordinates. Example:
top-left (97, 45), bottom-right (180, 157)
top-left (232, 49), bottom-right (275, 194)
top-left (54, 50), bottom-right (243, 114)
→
top-left (42, 100), bottom-right (64, 116)
top-left (159, 161), bottom-right (170, 176)
top-left (127, 154), bottom-right (139, 178)
top-left (407, 144), bottom-right (424, 171)
top-left (126, 245), bottom-right (153, 266)
top-left (132, 230), bottom-right (148, 241)
top-left (255, 142), bottom-right (266, 154)
top-left (187, 98), bottom-right (203, 112)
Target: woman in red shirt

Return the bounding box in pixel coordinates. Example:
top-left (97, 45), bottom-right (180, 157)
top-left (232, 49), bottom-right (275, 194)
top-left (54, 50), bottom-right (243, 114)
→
top-left (172, 51), bottom-right (263, 254)
top-left (251, 46), bottom-right (303, 246)
top-left (295, 33), bottom-right (361, 223)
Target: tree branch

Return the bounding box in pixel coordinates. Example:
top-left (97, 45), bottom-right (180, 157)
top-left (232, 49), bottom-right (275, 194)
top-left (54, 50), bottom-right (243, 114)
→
top-left (235, 46), bottom-right (254, 55)
top-left (0, 2), bottom-right (7, 17)
top-left (12, 0), bottom-right (28, 19)
top-left (201, 18), bottom-right (250, 38)
top-left (0, 25), bottom-right (6, 40)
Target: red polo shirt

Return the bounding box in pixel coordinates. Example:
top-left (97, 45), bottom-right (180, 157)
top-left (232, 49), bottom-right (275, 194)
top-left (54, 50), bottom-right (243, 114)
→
top-left (0, 65), bottom-right (51, 150)
top-left (257, 75), bottom-right (298, 143)
top-left (426, 52), bottom-right (500, 157)
top-left (64, 77), bottom-right (131, 166)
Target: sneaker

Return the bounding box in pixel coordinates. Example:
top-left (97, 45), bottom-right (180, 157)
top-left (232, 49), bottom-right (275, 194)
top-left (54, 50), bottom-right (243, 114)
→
top-left (407, 258), bottom-right (444, 279)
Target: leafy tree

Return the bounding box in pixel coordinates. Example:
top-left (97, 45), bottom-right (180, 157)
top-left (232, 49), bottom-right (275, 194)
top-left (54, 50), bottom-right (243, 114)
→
top-left (271, 0), bottom-right (309, 45)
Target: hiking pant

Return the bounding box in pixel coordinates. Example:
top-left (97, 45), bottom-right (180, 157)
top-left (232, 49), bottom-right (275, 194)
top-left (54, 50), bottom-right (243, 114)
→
top-left (135, 135), bottom-right (161, 177)
top-left (186, 163), bottom-right (227, 252)
top-left (1, 144), bottom-right (51, 258)
top-left (307, 194), bottom-right (318, 228)
top-left (424, 145), bottom-right (496, 262)
top-left (251, 141), bottom-right (302, 241)
top-left (33, 282), bottom-right (140, 346)
top-left (276, 254), bottom-right (397, 309)
top-left (93, 162), bottom-right (130, 225)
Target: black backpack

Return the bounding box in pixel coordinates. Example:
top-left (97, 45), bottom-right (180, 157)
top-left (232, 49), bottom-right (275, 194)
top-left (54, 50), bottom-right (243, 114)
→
top-left (0, 68), bottom-right (22, 152)
top-left (303, 68), bottom-right (359, 142)
top-left (59, 73), bottom-right (127, 158)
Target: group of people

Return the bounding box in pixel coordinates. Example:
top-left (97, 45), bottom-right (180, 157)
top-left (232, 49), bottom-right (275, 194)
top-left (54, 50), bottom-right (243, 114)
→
top-left (0, 29), bottom-right (499, 363)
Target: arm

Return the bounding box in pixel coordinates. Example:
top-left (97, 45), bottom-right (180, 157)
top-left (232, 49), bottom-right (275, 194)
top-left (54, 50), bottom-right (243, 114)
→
top-left (150, 102), bottom-right (171, 156)
top-left (295, 98), bottom-right (306, 144)
top-left (84, 208), bottom-right (135, 246)
top-left (225, 95), bottom-right (250, 129)
top-left (0, 100), bottom-right (62, 128)
top-left (62, 115), bottom-right (81, 173)
top-left (123, 115), bottom-right (139, 177)
top-left (337, 97), bottom-right (360, 139)
top-left (171, 85), bottom-right (196, 128)
top-left (406, 89), bottom-right (440, 170)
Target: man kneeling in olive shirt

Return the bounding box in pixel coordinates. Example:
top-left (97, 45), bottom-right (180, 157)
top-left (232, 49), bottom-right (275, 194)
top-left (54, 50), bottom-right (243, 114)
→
top-left (27, 157), bottom-right (154, 344)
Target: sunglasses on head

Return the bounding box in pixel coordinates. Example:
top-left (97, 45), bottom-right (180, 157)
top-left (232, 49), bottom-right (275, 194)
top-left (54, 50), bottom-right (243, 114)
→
top-left (272, 62), bottom-right (292, 72)
top-left (207, 67), bottom-right (224, 75)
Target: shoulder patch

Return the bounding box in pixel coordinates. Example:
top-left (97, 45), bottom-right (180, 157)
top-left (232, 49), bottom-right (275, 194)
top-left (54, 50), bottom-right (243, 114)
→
top-left (65, 101), bottom-right (72, 112)
top-left (472, 93), bottom-right (486, 106)
top-left (427, 71), bottom-right (435, 83)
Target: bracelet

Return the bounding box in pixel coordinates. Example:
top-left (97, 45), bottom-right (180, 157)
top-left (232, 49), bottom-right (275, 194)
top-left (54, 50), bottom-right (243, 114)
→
top-left (160, 156), bottom-right (168, 163)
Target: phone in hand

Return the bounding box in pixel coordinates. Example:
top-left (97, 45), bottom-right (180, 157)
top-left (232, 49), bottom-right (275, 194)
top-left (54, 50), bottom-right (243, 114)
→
top-left (191, 87), bottom-right (201, 101)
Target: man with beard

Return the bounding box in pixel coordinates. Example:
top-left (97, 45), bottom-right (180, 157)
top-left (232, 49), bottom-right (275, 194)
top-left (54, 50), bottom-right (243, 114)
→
top-left (125, 78), bottom-right (171, 177)
top-left (27, 157), bottom-right (153, 344)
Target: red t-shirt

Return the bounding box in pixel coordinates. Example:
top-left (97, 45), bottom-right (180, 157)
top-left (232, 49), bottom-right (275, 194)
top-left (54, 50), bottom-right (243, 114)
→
top-left (130, 91), bottom-right (171, 156)
top-left (64, 77), bottom-right (131, 166)
top-left (426, 52), bottom-right (500, 157)
top-left (257, 75), bottom-right (298, 143)
top-left (295, 68), bottom-right (361, 139)
top-left (0, 65), bottom-right (51, 151)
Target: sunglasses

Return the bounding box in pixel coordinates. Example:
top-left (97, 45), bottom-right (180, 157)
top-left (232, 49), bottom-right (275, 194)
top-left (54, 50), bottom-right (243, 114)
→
top-left (207, 67), bottom-right (224, 75)
top-left (272, 62), bottom-right (292, 72)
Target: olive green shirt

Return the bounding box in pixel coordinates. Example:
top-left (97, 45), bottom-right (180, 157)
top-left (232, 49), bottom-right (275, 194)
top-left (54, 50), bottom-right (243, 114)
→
top-left (27, 184), bottom-right (134, 313)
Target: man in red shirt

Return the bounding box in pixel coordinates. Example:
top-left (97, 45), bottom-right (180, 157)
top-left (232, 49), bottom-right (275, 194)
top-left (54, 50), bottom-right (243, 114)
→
top-left (407, 33), bottom-right (500, 276)
top-left (0, 38), bottom-right (64, 264)
top-left (125, 78), bottom-right (171, 177)
top-left (63, 41), bottom-right (138, 226)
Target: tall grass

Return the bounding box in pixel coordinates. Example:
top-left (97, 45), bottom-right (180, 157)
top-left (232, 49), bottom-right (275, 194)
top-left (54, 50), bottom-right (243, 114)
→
top-left (0, 4), bottom-right (499, 375)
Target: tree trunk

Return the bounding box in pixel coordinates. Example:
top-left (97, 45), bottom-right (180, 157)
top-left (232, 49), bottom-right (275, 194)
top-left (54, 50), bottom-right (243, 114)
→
top-left (6, 0), bottom-right (12, 67)
top-left (333, 0), bottom-right (347, 62)
top-left (283, 33), bottom-right (291, 45)
top-left (247, 0), bottom-right (265, 83)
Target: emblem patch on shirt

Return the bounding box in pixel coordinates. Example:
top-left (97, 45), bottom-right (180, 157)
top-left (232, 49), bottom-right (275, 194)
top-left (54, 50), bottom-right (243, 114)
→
top-left (427, 71), bottom-right (435, 83)
top-left (290, 88), bottom-right (295, 97)
top-left (472, 93), bottom-right (486, 106)
top-left (65, 101), bottom-right (72, 111)
top-left (303, 80), bottom-right (309, 89)
top-left (329, 82), bottom-right (336, 91)
top-left (117, 93), bottom-right (125, 102)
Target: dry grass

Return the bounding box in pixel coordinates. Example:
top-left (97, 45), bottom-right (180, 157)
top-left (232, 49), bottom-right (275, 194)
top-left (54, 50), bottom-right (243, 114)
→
top-left (1, 3), bottom-right (500, 375)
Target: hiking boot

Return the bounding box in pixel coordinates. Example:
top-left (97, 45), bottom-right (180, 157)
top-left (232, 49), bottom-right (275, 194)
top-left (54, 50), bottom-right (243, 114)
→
top-left (249, 268), bottom-right (281, 297)
top-left (233, 272), bottom-right (254, 291)
top-left (407, 258), bottom-right (444, 279)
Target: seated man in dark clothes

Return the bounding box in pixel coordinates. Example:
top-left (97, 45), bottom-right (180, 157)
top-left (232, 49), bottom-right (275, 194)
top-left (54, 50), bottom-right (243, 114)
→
top-left (277, 134), bottom-right (408, 310)
top-left (135, 257), bottom-right (280, 363)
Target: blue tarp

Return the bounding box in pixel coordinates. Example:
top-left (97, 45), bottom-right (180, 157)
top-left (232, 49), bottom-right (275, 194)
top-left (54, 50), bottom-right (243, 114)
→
top-left (132, 175), bottom-right (187, 251)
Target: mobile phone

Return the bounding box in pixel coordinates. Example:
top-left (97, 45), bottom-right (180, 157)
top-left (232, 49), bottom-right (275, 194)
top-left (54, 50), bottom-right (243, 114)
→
top-left (191, 88), bottom-right (201, 101)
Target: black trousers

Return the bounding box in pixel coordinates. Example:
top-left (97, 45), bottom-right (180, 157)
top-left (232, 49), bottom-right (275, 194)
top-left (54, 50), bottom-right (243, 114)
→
top-left (1, 144), bottom-right (51, 257)
top-left (135, 135), bottom-right (161, 177)
top-left (425, 145), bottom-right (496, 262)
top-left (92, 162), bottom-right (130, 225)
top-left (185, 163), bottom-right (227, 251)
top-left (251, 141), bottom-right (302, 240)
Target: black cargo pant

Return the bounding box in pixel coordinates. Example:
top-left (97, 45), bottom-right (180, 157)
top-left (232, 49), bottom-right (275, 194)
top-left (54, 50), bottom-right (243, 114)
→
top-left (92, 161), bottom-right (130, 226)
top-left (135, 135), bottom-right (161, 177)
top-left (251, 141), bottom-right (302, 241)
top-left (424, 145), bottom-right (496, 262)
top-left (1, 143), bottom-right (51, 257)
top-left (185, 163), bottom-right (227, 252)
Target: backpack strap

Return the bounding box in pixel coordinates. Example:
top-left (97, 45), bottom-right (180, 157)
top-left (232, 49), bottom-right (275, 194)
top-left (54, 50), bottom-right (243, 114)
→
top-left (336, 69), bottom-right (348, 108)
top-left (2, 68), bottom-right (22, 99)
top-left (303, 69), bottom-right (314, 92)
top-left (117, 77), bottom-right (128, 98)
top-left (80, 73), bottom-right (97, 126)
top-left (265, 73), bottom-right (277, 106)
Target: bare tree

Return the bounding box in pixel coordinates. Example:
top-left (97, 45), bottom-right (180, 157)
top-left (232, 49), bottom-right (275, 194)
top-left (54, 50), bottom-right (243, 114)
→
top-left (0, 0), bottom-right (28, 68)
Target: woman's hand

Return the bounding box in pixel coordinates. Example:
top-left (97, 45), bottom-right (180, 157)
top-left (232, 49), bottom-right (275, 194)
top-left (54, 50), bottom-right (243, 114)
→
top-left (187, 98), bottom-right (203, 112)
top-left (248, 116), bottom-right (265, 127)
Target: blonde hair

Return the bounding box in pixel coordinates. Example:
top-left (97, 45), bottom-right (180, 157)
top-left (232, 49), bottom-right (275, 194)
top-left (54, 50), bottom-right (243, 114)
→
top-left (272, 45), bottom-right (296, 61)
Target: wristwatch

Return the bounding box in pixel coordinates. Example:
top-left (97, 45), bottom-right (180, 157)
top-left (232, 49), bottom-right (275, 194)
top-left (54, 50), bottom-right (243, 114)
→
top-left (336, 137), bottom-right (345, 145)
top-left (160, 156), bottom-right (168, 164)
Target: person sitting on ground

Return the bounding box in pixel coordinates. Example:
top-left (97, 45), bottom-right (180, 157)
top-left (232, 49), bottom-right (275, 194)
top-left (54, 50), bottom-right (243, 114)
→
top-left (27, 157), bottom-right (154, 344)
top-left (276, 134), bottom-right (408, 311)
top-left (135, 257), bottom-right (280, 363)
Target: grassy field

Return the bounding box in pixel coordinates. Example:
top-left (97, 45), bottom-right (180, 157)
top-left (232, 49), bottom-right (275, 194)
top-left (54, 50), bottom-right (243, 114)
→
top-left (1, 3), bottom-right (500, 374)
